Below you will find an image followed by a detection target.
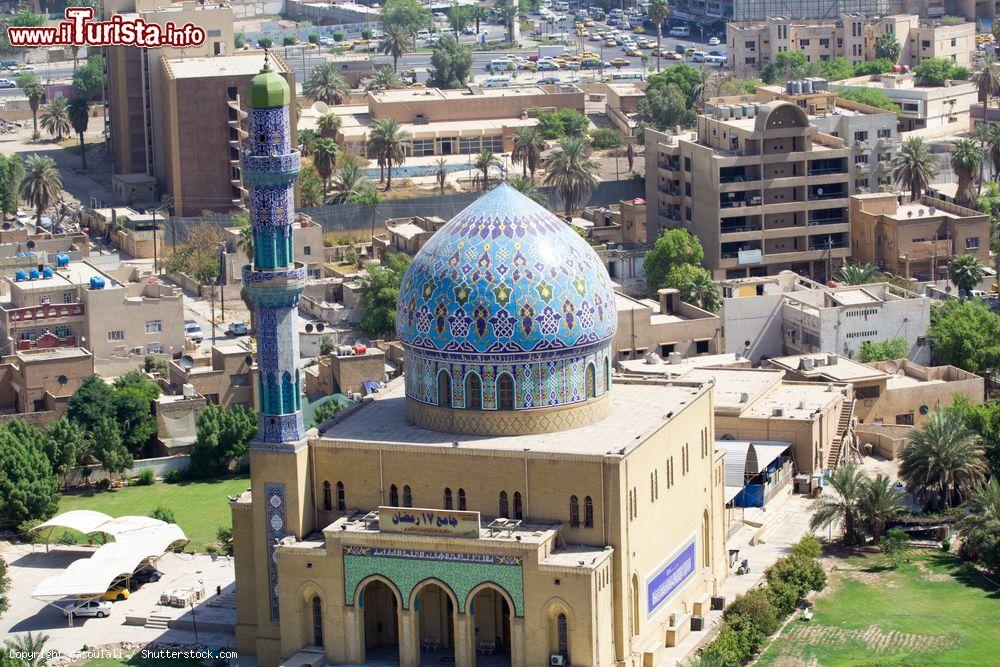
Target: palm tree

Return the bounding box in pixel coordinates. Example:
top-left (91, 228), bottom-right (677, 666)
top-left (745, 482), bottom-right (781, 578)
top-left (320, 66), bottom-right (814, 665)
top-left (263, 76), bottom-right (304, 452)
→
top-left (303, 63), bottom-right (350, 104)
top-left (365, 66), bottom-right (403, 91)
top-left (312, 138), bottom-right (338, 196)
top-left (317, 113), bottom-right (341, 139)
top-left (474, 151), bottom-right (499, 190)
top-left (875, 32), bottom-right (901, 62)
top-left (890, 136), bottom-right (939, 201)
top-left (543, 136), bottom-right (599, 216)
top-left (859, 474), bottom-right (905, 541)
top-left (985, 122), bottom-right (1000, 180)
top-left (380, 25), bottom-right (411, 72)
top-left (368, 118), bottom-right (408, 189)
top-left (67, 97), bottom-right (89, 169)
top-left (496, 1), bottom-right (519, 43)
top-left (40, 97), bottom-right (70, 141)
top-left (508, 174), bottom-right (547, 204)
top-left (679, 270), bottom-right (722, 313)
top-left (511, 126), bottom-right (545, 178)
top-left (956, 478), bottom-right (1000, 574)
top-left (298, 128), bottom-right (319, 157)
top-left (329, 162), bottom-right (369, 204)
top-left (810, 464), bottom-right (868, 545)
top-left (434, 157), bottom-right (448, 194)
top-left (648, 0), bottom-right (669, 72)
top-left (470, 5), bottom-right (489, 34)
top-left (948, 254), bottom-right (986, 295)
top-left (836, 262), bottom-right (880, 285)
top-left (19, 155), bottom-right (61, 227)
top-left (17, 72), bottom-right (45, 140)
top-left (972, 56), bottom-right (1000, 111)
top-left (899, 407), bottom-right (987, 510)
top-left (3, 632), bottom-right (50, 667)
top-left (236, 216), bottom-right (254, 261)
top-left (950, 138), bottom-right (983, 208)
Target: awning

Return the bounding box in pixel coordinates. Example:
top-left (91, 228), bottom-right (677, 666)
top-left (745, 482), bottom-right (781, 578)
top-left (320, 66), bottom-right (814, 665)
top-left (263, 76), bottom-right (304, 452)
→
top-left (35, 510), bottom-right (113, 536)
top-left (716, 440), bottom-right (792, 489)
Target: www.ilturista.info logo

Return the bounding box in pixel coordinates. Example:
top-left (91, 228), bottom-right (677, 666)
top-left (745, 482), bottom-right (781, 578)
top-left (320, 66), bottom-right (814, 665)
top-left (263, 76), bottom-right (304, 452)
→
top-left (7, 7), bottom-right (206, 48)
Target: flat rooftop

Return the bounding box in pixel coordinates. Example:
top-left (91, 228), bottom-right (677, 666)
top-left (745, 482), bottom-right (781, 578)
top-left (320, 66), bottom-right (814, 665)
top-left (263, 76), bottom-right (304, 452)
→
top-left (340, 116), bottom-right (537, 140)
top-left (6, 261), bottom-right (112, 291)
top-left (318, 379), bottom-right (706, 457)
top-left (768, 354), bottom-right (889, 382)
top-left (16, 346), bottom-right (92, 362)
top-left (676, 367), bottom-right (784, 411)
top-left (619, 353), bottom-right (750, 377)
top-left (741, 381), bottom-right (846, 420)
top-left (369, 85), bottom-right (555, 104)
top-left (165, 53), bottom-right (288, 79)
top-left (890, 202), bottom-right (967, 222)
top-left (328, 512), bottom-right (560, 545)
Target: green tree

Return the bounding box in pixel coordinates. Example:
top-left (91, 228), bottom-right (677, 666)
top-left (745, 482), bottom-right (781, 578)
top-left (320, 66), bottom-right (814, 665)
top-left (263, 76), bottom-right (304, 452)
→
top-left (589, 128), bottom-right (623, 150)
top-left (112, 386), bottom-right (159, 456)
top-left (950, 139), bottom-right (983, 208)
top-left (765, 553), bottom-right (827, 598)
top-left (647, 0), bottom-right (669, 72)
top-left (809, 463), bottom-right (867, 545)
top-left (810, 55), bottom-right (854, 82)
top-left (40, 97), bottom-right (70, 141)
top-left (956, 477), bottom-right (1000, 574)
top-left (891, 136), bottom-right (939, 201)
top-left (299, 166), bottom-right (325, 207)
top-left (71, 55), bottom-right (106, 101)
top-left (312, 137), bottom-right (338, 196)
top-left (952, 395), bottom-right (1000, 477)
top-left (304, 63), bottom-right (350, 105)
top-left (511, 126), bottom-right (545, 178)
top-left (722, 588), bottom-right (780, 637)
top-left (676, 266), bottom-right (721, 313)
top-left (329, 162), bottom-right (370, 204)
top-left (368, 118), bottom-right (408, 189)
top-left (92, 416), bottom-right (132, 482)
top-left (645, 63), bottom-right (704, 106)
top-left (900, 407), bottom-right (987, 509)
top-left (857, 336), bottom-right (909, 362)
top-left (469, 5), bottom-right (488, 34)
top-left (234, 211), bottom-right (253, 261)
top-left (914, 57), bottom-right (967, 86)
top-left (0, 10), bottom-right (45, 56)
top-left (927, 298), bottom-right (1000, 374)
top-left (298, 128), bottom-right (318, 157)
top-left (761, 51), bottom-right (808, 84)
top-left (534, 108), bottom-right (589, 139)
top-left (149, 506), bottom-right (176, 524)
top-left (879, 528), bottom-right (910, 568)
top-left (495, 0), bottom-right (519, 43)
top-left (316, 113), bottom-right (341, 139)
top-left (365, 66), bottom-right (403, 92)
top-left (67, 97), bottom-right (90, 169)
top-left (434, 157), bottom-right (448, 194)
top-left (642, 228), bottom-right (705, 294)
top-left (216, 524), bottom-right (235, 554)
top-left (948, 254), bottom-right (986, 295)
top-left (427, 34), bottom-right (473, 89)
top-left (2, 632), bottom-right (49, 667)
top-left (637, 81), bottom-right (695, 130)
top-left (310, 398), bottom-right (348, 428)
top-left (543, 136), bottom-right (598, 216)
top-left (67, 374), bottom-right (115, 433)
top-left (875, 31), bottom-right (902, 62)
top-left (972, 57), bottom-right (1000, 113)
top-left (473, 151), bottom-right (499, 191)
top-left (380, 24), bottom-right (412, 73)
top-left (18, 154), bottom-right (61, 228)
top-left (445, 4), bottom-right (471, 35)
top-left (851, 58), bottom-right (895, 76)
top-left (0, 557), bottom-right (9, 618)
top-left (0, 154), bottom-right (23, 217)
top-left (834, 86), bottom-right (899, 112)
top-left (860, 474), bottom-right (905, 540)
top-left (45, 419), bottom-right (85, 487)
top-left (16, 71), bottom-right (45, 140)
top-left (507, 174), bottom-right (547, 204)
top-left (381, 0), bottom-right (431, 36)
top-left (188, 404), bottom-right (257, 478)
top-left (791, 535), bottom-right (822, 559)
top-left (358, 252), bottom-right (411, 335)
top-left (0, 420), bottom-right (59, 526)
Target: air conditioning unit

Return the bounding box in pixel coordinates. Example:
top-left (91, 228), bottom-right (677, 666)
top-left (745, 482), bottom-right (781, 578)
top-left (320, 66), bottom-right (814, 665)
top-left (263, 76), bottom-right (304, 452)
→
top-left (550, 655), bottom-right (566, 666)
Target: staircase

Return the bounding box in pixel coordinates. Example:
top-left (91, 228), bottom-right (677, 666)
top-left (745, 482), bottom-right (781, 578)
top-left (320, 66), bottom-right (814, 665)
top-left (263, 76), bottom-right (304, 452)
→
top-left (827, 398), bottom-right (855, 469)
top-left (145, 613), bottom-right (170, 630)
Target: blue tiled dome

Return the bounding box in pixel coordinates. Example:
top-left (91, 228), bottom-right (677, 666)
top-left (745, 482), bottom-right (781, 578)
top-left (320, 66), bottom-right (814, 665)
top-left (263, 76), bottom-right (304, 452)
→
top-left (397, 184), bottom-right (617, 360)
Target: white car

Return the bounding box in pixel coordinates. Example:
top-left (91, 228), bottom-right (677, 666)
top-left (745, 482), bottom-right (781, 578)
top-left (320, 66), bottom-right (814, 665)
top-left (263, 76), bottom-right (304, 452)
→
top-left (184, 321), bottom-right (203, 343)
top-left (64, 599), bottom-right (112, 618)
top-left (708, 36), bottom-right (720, 45)
top-left (15, 211), bottom-right (29, 225)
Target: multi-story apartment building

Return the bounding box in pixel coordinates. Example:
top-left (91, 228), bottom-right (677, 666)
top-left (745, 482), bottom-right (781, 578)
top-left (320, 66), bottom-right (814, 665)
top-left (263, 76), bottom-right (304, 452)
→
top-left (832, 72), bottom-right (977, 131)
top-left (727, 14), bottom-right (975, 75)
top-left (731, 0), bottom-right (889, 22)
top-left (645, 101), bottom-right (852, 281)
top-left (850, 193), bottom-right (990, 281)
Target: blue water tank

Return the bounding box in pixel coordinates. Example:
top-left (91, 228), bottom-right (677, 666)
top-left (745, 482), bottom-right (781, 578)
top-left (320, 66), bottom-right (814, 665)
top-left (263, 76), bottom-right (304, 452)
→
top-left (42, 266), bottom-right (53, 278)
top-left (14, 269), bottom-right (25, 281)
top-left (89, 276), bottom-right (105, 290)
top-left (56, 253), bottom-right (70, 267)
top-left (28, 268), bottom-right (39, 280)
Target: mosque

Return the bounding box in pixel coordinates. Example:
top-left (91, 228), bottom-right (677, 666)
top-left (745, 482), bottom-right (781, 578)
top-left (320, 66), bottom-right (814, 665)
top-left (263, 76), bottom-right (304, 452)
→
top-left (232, 63), bottom-right (728, 667)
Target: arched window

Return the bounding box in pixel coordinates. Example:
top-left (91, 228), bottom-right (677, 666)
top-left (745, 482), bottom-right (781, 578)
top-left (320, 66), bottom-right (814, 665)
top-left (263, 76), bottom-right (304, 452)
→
top-left (312, 596), bottom-right (323, 647)
top-left (322, 481), bottom-right (332, 511)
top-left (513, 491), bottom-right (523, 519)
top-left (569, 495), bottom-right (580, 527)
top-left (444, 487), bottom-right (453, 509)
top-left (389, 484), bottom-right (399, 506)
top-left (604, 356), bottom-right (611, 391)
top-left (466, 373), bottom-right (482, 410)
top-left (336, 481), bottom-right (345, 511)
top-left (586, 363), bottom-right (596, 398)
top-left (631, 574), bottom-right (640, 636)
top-left (557, 613), bottom-right (569, 657)
top-left (584, 496), bottom-right (594, 528)
top-left (499, 490), bottom-right (509, 518)
top-left (497, 373), bottom-right (515, 411)
top-left (403, 484), bottom-right (412, 507)
top-left (458, 488), bottom-right (467, 510)
top-left (702, 509), bottom-right (710, 568)
top-left (437, 370), bottom-right (452, 407)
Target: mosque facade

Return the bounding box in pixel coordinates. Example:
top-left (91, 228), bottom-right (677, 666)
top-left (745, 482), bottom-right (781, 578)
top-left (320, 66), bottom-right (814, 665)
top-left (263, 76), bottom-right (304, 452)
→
top-left (232, 65), bottom-right (727, 667)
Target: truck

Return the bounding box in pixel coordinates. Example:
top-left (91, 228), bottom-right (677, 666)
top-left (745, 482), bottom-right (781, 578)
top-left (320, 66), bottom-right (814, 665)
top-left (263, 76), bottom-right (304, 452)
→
top-left (538, 44), bottom-right (566, 59)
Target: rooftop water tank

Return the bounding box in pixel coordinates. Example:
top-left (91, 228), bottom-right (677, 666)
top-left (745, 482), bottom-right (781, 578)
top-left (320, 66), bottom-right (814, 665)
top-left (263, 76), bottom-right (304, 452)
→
top-left (89, 276), bottom-right (105, 290)
top-left (791, 80), bottom-right (803, 94)
top-left (41, 266), bottom-right (53, 278)
top-left (56, 253), bottom-right (70, 267)
top-left (28, 268), bottom-right (39, 280)
top-left (802, 79), bottom-right (813, 94)
top-left (14, 269), bottom-right (25, 281)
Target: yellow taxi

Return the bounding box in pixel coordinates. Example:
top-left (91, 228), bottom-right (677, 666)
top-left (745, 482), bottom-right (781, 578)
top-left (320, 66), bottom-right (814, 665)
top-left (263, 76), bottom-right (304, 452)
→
top-left (610, 57), bottom-right (630, 67)
top-left (684, 46), bottom-right (697, 56)
top-left (625, 47), bottom-right (642, 57)
top-left (101, 586), bottom-right (130, 602)
top-left (665, 50), bottom-right (681, 59)
top-left (605, 38), bottom-right (617, 47)
top-left (633, 25), bottom-right (645, 33)
top-left (588, 32), bottom-right (602, 41)
top-left (583, 18), bottom-right (594, 26)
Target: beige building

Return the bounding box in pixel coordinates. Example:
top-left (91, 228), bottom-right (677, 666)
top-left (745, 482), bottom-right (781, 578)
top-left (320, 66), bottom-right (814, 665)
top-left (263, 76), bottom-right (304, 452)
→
top-left (0, 347), bottom-right (94, 424)
top-left (373, 216), bottom-right (448, 260)
top-left (223, 216), bottom-right (324, 281)
top-left (304, 346), bottom-right (386, 399)
top-left (614, 289), bottom-right (722, 362)
top-left (832, 72), bottom-right (978, 132)
top-left (645, 101), bottom-right (851, 281)
top-left (168, 341), bottom-right (258, 409)
top-left (850, 193), bottom-right (989, 281)
top-left (81, 206), bottom-right (167, 260)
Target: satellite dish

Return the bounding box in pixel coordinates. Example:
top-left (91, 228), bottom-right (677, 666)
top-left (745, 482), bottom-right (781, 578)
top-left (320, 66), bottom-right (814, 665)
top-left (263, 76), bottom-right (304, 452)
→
top-left (816, 187), bottom-right (823, 195)
top-left (919, 405), bottom-right (929, 415)
top-left (312, 101), bottom-right (329, 114)
top-left (26, 240), bottom-right (35, 249)
top-left (305, 323), bottom-right (314, 333)
top-left (179, 355), bottom-right (195, 370)
top-left (316, 322), bottom-right (325, 332)
top-left (57, 374), bottom-right (67, 385)
top-left (245, 355), bottom-right (253, 366)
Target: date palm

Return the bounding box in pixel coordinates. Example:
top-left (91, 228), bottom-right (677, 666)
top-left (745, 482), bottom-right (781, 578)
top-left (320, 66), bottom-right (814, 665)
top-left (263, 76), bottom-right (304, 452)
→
top-left (67, 97), bottom-right (89, 169)
top-left (511, 126), bottom-right (545, 178)
top-left (329, 163), bottom-right (369, 204)
top-left (17, 72), bottom-right (45, 140)
top-left (983, 122), bottom-right (1000, 180)
top-left (648, 0), bottom-right (669, 72)
top-left (496, 0), bottom-right (519, 43)
top-left (950, 138), bottom-right (982, 208)
top-left (312, 137), bottom-right (338, 196)
top-left (809, 463), bottom-right (867, 545)
top-left (304, 63), bottom-right (350, 105)
top-left (19, 154), bottom-right (62, 227)
top-left (298, 128), bottom-right (318, 157)
top-left (3, 632), bottom-right (50, 667)
top-left (956, 478), bottom-right (1000, 574)
top-left (316, 113), bottom-right (341, 139)
top-left (859, 474), bottom-right (905, 541)
top-left (380, 25), bottom-right (411, 72)
top-left (368, 118), bottom-right (408, 189)
top-left (679, 270), bottom-right (722, 313)
top-left (434, 157), bottom-right (448, 194)
top-left (899, 407), bottom-right (987, 510)
top-left (890, 136), bottom-right (938, 201)
top-left (543, 136), bottom-right (599, 216)
top-left (508, 174), bottom-right (546, 204)
top-left (836, 262), bottom-right (880, 285)
top-left (470, 5), bottom-right (488, 34)
top-left (972, 56), bottom-right (1000, 110)
top-left (948, 254), bottom-right (985, 295)
top-left (40, 97), bottom-right (70, 141)
top-left (365, 66), bottom-right (403, 91)
top-left (474, 151), bottom-right (499, 191)
top-left (236, 215), bottom-right (254, 262)
top-left (875, 32), bottom-right (901, 62)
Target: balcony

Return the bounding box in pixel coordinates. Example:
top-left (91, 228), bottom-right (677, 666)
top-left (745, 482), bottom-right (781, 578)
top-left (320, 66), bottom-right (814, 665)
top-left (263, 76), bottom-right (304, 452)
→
top-left (808, 191), bottom-right (847, 201)
top-left (807, 166), bottom-right (847, 176)
top-left (7, 303), bottom-right (85, 323)
top-left (808, 241), bottom-right (849, 251)
top-left (807, 217), bottom-right (847, 226)
top-left (16, 334), bottom-right (78, 351)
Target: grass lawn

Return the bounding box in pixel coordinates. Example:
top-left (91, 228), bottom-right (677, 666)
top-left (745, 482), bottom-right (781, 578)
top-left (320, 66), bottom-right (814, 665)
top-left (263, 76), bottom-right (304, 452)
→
top-left (58, 477), bottom-right (249, 551)
top-left (757, 550), bottom-right (1000, 666)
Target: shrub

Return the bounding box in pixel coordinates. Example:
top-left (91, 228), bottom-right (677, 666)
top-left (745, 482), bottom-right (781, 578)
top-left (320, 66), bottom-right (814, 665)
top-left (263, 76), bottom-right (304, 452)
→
top-left (149, 506), bottom-right (176, 524)
top-left (143, 354), bottom-right (169, 375)
top-left (700, 622), bottom-right (763, 665)
top-left (589, 127), bottom-right (623, 150)
top-left (723, 588), bottom-right (781, 637)
top-left (880, 528), bottom-right (910, 567)
top-left (307, 33), bottom-right (320, 44)
top-left (765, 579), bottom-right (799, 617)
top-left (134, 467), bottom-right (155, 486)
top-left (17, 519), bottom-right (41, 544)
top-left (95, 478), bottom-right (111, 490)
top-left (332, 31), bottom-right (344, 42)
top-left (57, 531), bottom-right (77, 545)
top-left (791, 535), bottom-right (822, 559)
top-left (282, 35), bottom-right (297, 46)
top-left (942, 537), bottom-right (952, 552)
top-left (217, 524), bottom-right (234, 555)
top-left (765, 554), bottom-right (827, 598)
top-left (165, 468), bottom-right (183, 484)
top-left (206, 545), bottom-right (218, 554)
top-left (257, 37), bottom-right (273, 49)
top-left (361, 28), bottom-right (373, 40)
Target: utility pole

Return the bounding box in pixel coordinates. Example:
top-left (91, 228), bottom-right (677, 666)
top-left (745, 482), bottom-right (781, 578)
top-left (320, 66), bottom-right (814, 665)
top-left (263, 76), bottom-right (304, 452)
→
top-left (218, 242), bottom-right (226, 322)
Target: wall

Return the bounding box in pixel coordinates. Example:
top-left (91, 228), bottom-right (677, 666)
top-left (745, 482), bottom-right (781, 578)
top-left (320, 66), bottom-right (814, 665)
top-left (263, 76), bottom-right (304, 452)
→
top-left (858, 360), bottom-right (984, 425)
top-left (854, 423), bottom-right (911, 458)
top-left (63, 453), bottom-right (191, 486)
top-left (368, 89), bottom-right (586, 124)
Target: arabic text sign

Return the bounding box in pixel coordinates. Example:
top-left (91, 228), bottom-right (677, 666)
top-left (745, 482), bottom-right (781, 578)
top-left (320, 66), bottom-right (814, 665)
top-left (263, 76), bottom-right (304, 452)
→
top-left (646, 536), bottom-right (696, 618)
top-left (379, 506), bottom-right (481, 538)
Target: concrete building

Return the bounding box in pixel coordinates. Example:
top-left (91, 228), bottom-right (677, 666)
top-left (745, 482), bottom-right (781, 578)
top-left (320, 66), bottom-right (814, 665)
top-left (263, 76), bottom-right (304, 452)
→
top-left (731, 0), bottom-right (889, 22)
top-left (645, 101), bottom-right (852, 281)
top-left (373, 215), bottom-right (448, 260)
top-left (832, 72), bottom-right (978, 132)
top-left (727, 14), bottom-right (975, 75)
top-left (303, 345), bottom-right (386, 399)
top-left (81, 206), bottom-right (167, 260)
top-left (223, 216), bottom-right (325, 282)
top-left (613, 289), bottom-right (722, 362)
top-left (0, 347), bottom-right (93, 424)
top-left (168, 341), bottom-right (258, 409)
top-left (850, 193), bottom-right (989, 281)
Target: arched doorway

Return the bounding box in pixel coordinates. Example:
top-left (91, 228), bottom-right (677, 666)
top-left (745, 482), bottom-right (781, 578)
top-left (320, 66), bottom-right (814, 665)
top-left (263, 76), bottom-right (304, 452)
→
top-left (360, 579), bottom-right (401, 663)
top-left (470, 586), bottom-right (512, 666)
top-left (414, 581), bottom-right (456, 664)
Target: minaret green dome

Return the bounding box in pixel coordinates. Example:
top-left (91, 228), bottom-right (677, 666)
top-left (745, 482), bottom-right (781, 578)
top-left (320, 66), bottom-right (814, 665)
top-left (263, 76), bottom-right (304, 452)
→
top-left (247, 60), bottom-right (290, 109)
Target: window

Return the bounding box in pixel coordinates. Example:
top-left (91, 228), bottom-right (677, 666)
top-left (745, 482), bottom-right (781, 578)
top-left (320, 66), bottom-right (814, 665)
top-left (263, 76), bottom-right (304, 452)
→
top-left (819, 38), bottom-right (829, 47)
top-left (896, 413), bottom-right (914, 425)
top-left (584, 496), bottom-right (593, 527)
top-left (922, 40), bottom-right (930, 48)
top-left (570, 495), bottom-right (580, 527)
top-left (684, 157), bottom-right (691, 171)
top-left (855, 385), bottom-right (880, 400)
top-left (902, 103), bottom-right (919, 112)
top-left (323, 481), bottom-right (332, 511)
top-left (438, 371), bottom-right (452, 407)
top-left (389, 484), bottom-right (399, 506)
top-left (145, 320), bottom-right (162, 334)
top-left (62, 292), bottom-right (74, 303)
top-left (459, 137), bottom-right (480, 154)
top-left (685, 207), bottom-right (692, 222)
top-left (557, 614), bottom-right (568, 658)
top-left (54, 326), bottom-right (72, 339)
top-left (499, 490), bottom-right (508, 517)
top-left (684, 181), bottom-right (692, 196)
top-left (466, 373), bottom-right (482, 409)
top-left (337, 482), bottom-right (345, 510)
top-left (107, 330), bottom-right (124, 342)
top-left (19, 330), bottom-right (35, 341)
top-left (497, 373), bottom-right (515, 411)
top-left (411, 139), bottom-right (435, 156)
top-left (444, 487), bottom-right (453, 509)
top-left (853, 131), bottom-right (868, 143)
top-left (877, 128), bottom-right (891, 138)
top-left (660, 343), bottom-right (675, 357)
top-left (799, 39), bottom-right (809, 46)
top-left (458, 488), bottom-right (467, 510)
top-left (696, 339), bottom-right (709, 354)
top-left (585, 364), bottom-right (596, 398)
top-left (481, 135), bottom-right (502, 153)
top-left (513, 491), bottom-right (522, 519)
top-left (303, 246), bottom-right (312, 256)
top-left (966, 237), bottom-right (980, 250)
top-left (403, 484), bottom-right (412, 507)
top-left (312, 596), bottom-right (323, 648)
top-left (744, 40), bottom-right (755, 48)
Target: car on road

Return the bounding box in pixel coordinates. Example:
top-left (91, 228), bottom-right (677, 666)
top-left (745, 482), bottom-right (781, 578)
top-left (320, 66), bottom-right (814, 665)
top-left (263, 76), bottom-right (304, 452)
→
top-left (462, 25), bottom-right (476, 34)
top-left (226, 321), bottom-right (249, 336)
top-left (665, 50), bottom-right (681, 59)
top-left (684, 46), bottom-right (697, 56)
top-left (18, 65), bottom-right (34, 71)
top-left (184, 321), bottom-right (203, 343)
top-left (604, 38), bottom-right (616, 47)
top-left (691, 51), bottom-right (707, 62)
top-left (669, 25), bottom-right (690, 37)
top-left (610, 57), bottom-right (630, 67)
top-left (64, 599), bottom-right (112, 618)
top-left (537, 76), bottom-right (560, 84)
top-left (101, 586), bottom-right (130, 602)
top-left (708, 36), bottom-right (721, 45)
top-left (624, 47), bottom-right (642, 57)
top-left (0, 79), bottom-right (15, 89)
top-left (633, 24), bottom-right (645, 33)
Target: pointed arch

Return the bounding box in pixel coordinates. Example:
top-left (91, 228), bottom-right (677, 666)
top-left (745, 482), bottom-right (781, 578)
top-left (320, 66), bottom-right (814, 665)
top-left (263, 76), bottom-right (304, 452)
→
top-left (403, 484), bottom-right (413, 507)
top-left (584, 495), bottom-right (594, 528)
top-left (499, 490), bottom-right (509, 518)
top-left (569, 495), bottom-right (580, 527)
top-left (444, 487), bottom-right (453, 509)
top-left (437, 369), bottom-right (452, 407)
top-left (586, 363), bottom-right (596, 399)
top-left (465, 371), bottom-right (483, 410)
top-left (336, 481), bottom-right (345, 511)
top-left (389, 484), bottom-right (399, 507)
top-left (497, 372), bottom-right (515, 411)
top-left (322, 480), bottom-right (332, 511)
top-left (604, 356), bottom-right (611, 391)
top-left (458, 488), bottom-right (467, 510)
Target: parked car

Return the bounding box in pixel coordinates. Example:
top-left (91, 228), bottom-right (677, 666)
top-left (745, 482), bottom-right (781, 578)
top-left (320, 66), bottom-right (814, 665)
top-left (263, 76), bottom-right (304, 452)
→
top-left (226, 321), bottom-right (249, 336)
top-left (537, 76), bottom-right (560, 84)
top-left (134, 567), bottom-right (163, 584)
top-left (625, 47), bottom-right (642, 57)
top-left (708, 36), bottom-right (720, 45)
top-left (184, 321), bottom-right (203, 343)
top-left (610, 57), bottom-right (630, 67)
top-left (101, 586), bottom-right (129, 602)
top-left (63, 599), bottom-right (112, 618)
